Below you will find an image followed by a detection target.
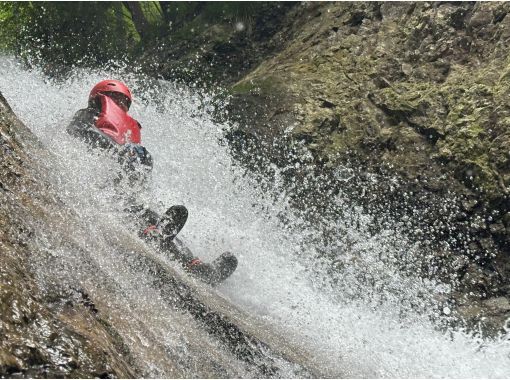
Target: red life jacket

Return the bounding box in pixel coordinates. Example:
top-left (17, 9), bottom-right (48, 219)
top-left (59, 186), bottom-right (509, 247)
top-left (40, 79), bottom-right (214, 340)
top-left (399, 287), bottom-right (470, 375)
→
top-left (95, 95), bottom-right (141, 145)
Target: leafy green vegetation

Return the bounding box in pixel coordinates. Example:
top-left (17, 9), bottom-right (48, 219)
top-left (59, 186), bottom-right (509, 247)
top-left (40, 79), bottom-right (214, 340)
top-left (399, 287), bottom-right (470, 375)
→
top-left (0, 1), bottom-right (268, 68)
top-left (0, 2), bottom-right (139, 65)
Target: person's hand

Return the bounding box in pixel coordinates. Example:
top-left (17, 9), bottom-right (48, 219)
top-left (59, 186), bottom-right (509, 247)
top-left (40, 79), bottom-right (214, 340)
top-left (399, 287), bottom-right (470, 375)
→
top-left (119, 143), bottom-right (153, 168)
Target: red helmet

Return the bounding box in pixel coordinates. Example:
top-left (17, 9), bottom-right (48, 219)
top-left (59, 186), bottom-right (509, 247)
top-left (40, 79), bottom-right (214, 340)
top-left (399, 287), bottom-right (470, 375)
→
top-left (89, 80), bottom-right (132, 109)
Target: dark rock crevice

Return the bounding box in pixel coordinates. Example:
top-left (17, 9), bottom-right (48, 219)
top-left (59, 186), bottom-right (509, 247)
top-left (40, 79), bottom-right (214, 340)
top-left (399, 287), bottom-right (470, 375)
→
top-left (367, 91), bottom-right (443, 144)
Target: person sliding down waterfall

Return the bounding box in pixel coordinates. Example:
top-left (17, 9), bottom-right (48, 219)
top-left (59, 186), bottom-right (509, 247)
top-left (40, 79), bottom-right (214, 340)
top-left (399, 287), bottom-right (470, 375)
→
top-left (66, 79), bottom-right (237, 285)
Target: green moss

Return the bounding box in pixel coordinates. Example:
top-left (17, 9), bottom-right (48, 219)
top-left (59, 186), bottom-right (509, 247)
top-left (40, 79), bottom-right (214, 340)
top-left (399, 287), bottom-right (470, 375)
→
top-left (231, 76), bottom-right (283, 95)
top-left (225, 2), bottom-right (510, 203)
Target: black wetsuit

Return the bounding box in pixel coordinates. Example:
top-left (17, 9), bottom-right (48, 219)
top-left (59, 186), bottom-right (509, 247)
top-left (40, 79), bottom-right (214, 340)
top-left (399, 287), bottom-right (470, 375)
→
top-left (67, 107), bottom-right (152, 183)
top-left (67, 106), bottom-right (196, 266)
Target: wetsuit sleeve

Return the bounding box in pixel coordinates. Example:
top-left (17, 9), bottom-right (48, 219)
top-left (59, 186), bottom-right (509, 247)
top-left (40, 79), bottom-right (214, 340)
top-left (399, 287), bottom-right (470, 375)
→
top-left (66, 108), bottom-right (117, 151)
top-left (118, 144), bottom-right (153, 172)
top-left (115, 143), bottom-right (153, 189)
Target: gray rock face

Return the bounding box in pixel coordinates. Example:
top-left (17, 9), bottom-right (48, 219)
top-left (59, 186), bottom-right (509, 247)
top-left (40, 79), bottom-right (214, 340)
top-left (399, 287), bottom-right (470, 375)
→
top-left (379, 2), bottom-right (415, 20)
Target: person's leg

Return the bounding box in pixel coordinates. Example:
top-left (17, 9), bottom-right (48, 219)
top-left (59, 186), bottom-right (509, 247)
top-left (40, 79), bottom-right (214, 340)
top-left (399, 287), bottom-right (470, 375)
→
top-left (129, 204), bottom-right (237, 285)
top-left (124, 202), bottom-right (159, 231)
top-left (158, 205), bottom-right (188, 240)
top-left (161, 236), bottom-right (237, 285)
top-left (131, 205), bottom-right (188, 242)
top-left (160, 236), bottom-right (195, 264)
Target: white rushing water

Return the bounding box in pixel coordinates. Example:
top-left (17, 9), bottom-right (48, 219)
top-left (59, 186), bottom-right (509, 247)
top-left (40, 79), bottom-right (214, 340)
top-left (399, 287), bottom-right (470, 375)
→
top-left (1, 56), bottom-right (509, 377)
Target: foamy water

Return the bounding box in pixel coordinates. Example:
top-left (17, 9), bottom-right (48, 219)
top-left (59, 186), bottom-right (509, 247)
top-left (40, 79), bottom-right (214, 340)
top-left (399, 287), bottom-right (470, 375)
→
top-left (1, 56), bottom-right (509, 377)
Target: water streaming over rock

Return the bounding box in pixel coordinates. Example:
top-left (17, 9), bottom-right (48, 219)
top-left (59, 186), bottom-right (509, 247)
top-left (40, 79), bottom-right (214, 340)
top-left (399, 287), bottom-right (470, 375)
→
top-left (1, 56), bottom-right (509, 377)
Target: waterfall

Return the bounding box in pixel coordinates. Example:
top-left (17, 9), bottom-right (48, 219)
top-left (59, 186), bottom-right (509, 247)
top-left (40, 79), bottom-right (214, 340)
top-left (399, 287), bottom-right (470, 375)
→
top-left (1, 56), bottom-right (509, 378)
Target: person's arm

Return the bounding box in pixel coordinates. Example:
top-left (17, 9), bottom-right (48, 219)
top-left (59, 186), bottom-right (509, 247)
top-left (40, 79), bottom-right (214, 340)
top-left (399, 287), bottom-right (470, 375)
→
top-left (66, 108), bottom-right (118, 151)
top-left (116, 143), bottom-right (154, 189)
top-left (118, 143), bottom-right (153, 171)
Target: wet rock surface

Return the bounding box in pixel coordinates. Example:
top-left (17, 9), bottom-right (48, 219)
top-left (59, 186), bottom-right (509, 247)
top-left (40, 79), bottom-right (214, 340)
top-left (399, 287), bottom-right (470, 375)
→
top-left (0, 93), bottom-right (137, 378)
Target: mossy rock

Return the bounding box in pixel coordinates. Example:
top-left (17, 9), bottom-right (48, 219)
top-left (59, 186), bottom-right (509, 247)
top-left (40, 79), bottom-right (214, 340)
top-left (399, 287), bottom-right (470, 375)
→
top-left (231, 75), bottom-right (285, 96)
